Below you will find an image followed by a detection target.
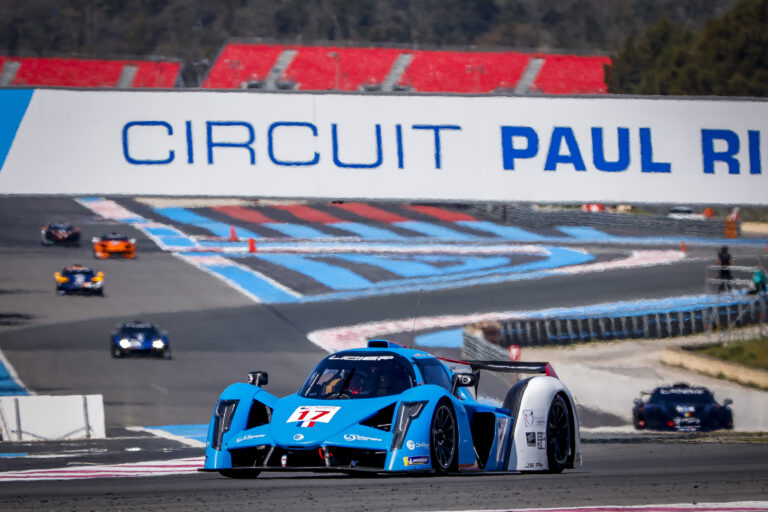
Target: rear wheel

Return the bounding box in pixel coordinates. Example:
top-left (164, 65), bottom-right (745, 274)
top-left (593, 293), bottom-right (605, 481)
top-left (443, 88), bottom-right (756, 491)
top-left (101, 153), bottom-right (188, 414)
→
top-left (430, 398), bottom-right (457, 473)
top-left (546, 395), bottom-right (572, 473)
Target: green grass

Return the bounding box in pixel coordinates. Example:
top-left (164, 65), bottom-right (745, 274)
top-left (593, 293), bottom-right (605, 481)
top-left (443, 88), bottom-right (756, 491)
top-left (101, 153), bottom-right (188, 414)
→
top-left (695, 337), bottom-right (768, 371)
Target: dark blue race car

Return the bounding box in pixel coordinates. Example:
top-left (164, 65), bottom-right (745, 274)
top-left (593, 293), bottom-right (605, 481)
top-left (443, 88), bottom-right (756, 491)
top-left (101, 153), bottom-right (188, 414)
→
top-left (632, 383), bottom-right (733, 432)
top-left (54, 265), bottom-right (104, 295)
top-left (41, 222), bottom-right (81, 246)
top-left (111, 321), bottom-right (171, 359)
top-left (202, 340), bottom-right (581, 477)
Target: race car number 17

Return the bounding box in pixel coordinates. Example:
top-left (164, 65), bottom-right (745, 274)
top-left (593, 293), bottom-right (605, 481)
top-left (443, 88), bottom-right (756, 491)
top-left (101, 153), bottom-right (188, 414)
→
top-left (287, 406), bottom-right (341, 427)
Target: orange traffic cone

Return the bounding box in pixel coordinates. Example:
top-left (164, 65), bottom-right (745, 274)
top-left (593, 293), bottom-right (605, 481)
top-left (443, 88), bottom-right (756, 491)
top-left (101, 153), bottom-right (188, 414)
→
top-left (681, 242), bottom-right (687, 253)
top-left (229, 225), bottom-right (238, 242)
top-left (248, 238), bottom-right (257, 253)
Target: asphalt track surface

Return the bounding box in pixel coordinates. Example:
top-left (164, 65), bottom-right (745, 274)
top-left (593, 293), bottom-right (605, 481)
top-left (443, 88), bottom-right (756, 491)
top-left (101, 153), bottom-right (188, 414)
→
top-left (1, 197), bottom-right (767, 510)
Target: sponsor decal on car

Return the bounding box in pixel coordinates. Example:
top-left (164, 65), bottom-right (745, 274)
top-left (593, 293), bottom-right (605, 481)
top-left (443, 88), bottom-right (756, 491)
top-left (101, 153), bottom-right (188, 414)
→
top-left (403, 456), bottom-right (429, 466)
top-left (328, 355), bottom-right (394, 361)
top-left (287, 405), bottom-right (341, 427)
top-left (536, 432), bottom-right (546, 450)
top-left (523, 409), bottom-right (546, 427)
top-left (235, 433), bottom-right (265, 443)
top-left (343, 433), bottom-right (382, 442)
top-left (526, 432), bottom-right (536, 446)
top-left (406, 440), bottom-right (429, 450)
top-left (293, 433), bottom-right (304, 441)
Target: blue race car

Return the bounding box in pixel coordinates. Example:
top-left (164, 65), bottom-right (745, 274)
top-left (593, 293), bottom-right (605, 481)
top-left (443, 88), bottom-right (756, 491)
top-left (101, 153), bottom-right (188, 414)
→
top-left (111, 321), bottom-right (171, 359)
top-left (54, 265), bottom-right (104, 295)
top-left (202, 340), bottom-right (581, 477)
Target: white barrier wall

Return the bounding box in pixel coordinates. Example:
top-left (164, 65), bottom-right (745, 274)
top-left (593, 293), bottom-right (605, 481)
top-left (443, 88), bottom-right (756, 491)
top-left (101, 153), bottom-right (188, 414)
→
top-left (0, 89), bottom-right (766, 204)
top-left (0, 395), bottom-right (105, 441)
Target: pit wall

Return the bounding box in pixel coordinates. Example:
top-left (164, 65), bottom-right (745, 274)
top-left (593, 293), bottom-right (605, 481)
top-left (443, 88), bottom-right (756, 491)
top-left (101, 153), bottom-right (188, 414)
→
top-left (0, 395), bottom-right (105, 442)
top-left (0, 89), bottom-right (767, 205)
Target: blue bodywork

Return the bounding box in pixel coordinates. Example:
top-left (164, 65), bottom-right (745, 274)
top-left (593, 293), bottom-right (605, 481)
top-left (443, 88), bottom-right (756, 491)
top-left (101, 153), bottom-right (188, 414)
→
top-left (110, 322), bottom-right (170, 358)
top-left (203, 340), bottom-right (521, 475)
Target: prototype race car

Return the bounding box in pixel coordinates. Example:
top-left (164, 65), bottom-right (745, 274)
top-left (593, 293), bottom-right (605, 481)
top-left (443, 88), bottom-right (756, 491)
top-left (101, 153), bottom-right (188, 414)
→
top-left (632, 383), bottom-right (733, 432)
top-left (41, 222), bottom-right (81, 246)
top-left (92, 232), bottom-right (136, 259)
top-left (55, 265), bottom-right (104, 295)
top-left (110, 321), bottom-right (171, 359)
top-left (202, 340), bottom-right (580, 477)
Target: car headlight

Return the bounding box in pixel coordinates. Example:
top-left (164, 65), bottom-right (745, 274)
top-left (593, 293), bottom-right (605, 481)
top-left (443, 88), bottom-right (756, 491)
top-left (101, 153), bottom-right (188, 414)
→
top-left (390, 401), bottom-right (427, 451)
top-left (211, 400), bottom-right (239, 450)
top-left (152, 339), bottom-right (166, 349)
top-left (119, 339), bottom-right (131, 349)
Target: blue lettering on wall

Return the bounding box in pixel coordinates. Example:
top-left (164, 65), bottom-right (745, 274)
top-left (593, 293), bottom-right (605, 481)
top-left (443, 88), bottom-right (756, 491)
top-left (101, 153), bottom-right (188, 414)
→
top-left (640, 127), bottom-right (670, 173)
top-left (501, 126), bottom-right (539, 170)
top-left (396, 124), bottom-right (404, 169)
top-left (545, 127), bottom-right (586, 171)
top-left (206, 121), bottom-right (255, 165)
top-left (123, 121), bottom-right (174, 165)
top-left (701, 129), bottom-right (740, 174)
top-left (749, 130), bottom-right (761, 175)
top-left (185, 121), bottom-right (194, 164)
top-left (592, 127), bottom-right (630, 172)
top-left (332, 123), bottom-right (383, 169)
top-left (412, 124), bottom-right (461, 169)
top-left (268, 122), bottom-right (319, 166)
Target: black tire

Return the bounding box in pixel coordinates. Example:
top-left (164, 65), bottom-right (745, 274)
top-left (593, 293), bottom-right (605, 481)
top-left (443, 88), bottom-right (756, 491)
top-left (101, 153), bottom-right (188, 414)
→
top-left (430, 398), bottom-right (458, 474)
top-left (218, 469), bottom-right (260, 479)
top-left (545, 395), bottom-right (572, 473)
top-left (111, 346), bottom-right (123, 358)
top-left (160, 347), bottom-right (172, 360)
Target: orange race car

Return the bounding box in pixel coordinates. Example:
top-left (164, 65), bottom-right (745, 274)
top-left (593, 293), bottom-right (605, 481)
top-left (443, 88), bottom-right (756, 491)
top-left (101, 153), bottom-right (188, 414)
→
top-left (92, 232), bottom-right (137, 259)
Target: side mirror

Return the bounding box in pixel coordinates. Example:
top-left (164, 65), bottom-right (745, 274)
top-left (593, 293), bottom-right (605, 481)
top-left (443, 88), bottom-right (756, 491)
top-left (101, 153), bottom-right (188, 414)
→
top-left (723, 398), bottom-right (733, 406)
top-left (633, 398), bottom-right (644, 406)
top-left (247, 371), bottom-right (268, 387)
top-left (451, 372), bottom-right (478, 395)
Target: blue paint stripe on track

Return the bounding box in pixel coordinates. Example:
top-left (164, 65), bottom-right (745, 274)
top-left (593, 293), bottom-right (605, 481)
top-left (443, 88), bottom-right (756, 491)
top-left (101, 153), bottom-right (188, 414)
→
top-left (188, 256), bottom-right (299, 303)
top-left (334, 254), bottom-right (444, 277)
top-left (557, 226), bottom-right (616, 240)
top-left (0, 358), bottom-right (28, 396)
top-left (332, 222), bottom-right (404, 240)
top-left (262, 222), bottom-right (329, 239)
top-left (0, 453), bottom-right (29, 458)
top-left (394, 221), bottom-right (479, 240)
top-left (155, 207), bottom-right (261, 240)
top-left (255, 253), bottom-right (372, 290)
top-left (457, 221), bottom-right (546, 241)
top-left (415, 329), bottom-right (464, 348)
top-left (146, 424), bottom-right (208, 443)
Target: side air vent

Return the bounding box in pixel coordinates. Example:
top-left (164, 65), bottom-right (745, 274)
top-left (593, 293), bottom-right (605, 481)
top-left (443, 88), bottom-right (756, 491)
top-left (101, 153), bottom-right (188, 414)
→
top-left (361, 403), bottom-right (396, 432)
top-left (246, 400), bottom-right (273, 429)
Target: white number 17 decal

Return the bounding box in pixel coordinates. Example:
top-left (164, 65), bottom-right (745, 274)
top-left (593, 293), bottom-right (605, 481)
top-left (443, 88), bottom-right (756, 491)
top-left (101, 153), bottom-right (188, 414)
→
top-left (287, 406), bottom-right (341, 427)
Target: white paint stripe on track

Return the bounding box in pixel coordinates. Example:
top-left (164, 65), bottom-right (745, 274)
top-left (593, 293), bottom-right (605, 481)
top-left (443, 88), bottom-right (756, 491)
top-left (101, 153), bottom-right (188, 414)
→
top-left (0, 456), bottom-right (204, 482)
top-left (127, 426), bottom-right (205, 448)
top-left (415, 502), bottom-right (768, 512)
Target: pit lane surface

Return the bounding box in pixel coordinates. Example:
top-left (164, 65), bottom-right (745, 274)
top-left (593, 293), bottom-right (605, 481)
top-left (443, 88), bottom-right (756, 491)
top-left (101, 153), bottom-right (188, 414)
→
top-left (1, 197), bottom-right (767, 510)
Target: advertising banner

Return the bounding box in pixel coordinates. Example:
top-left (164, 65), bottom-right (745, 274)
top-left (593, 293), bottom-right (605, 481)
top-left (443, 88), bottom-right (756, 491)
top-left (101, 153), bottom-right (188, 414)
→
top-left (0, 89), bottom-right (766, 204)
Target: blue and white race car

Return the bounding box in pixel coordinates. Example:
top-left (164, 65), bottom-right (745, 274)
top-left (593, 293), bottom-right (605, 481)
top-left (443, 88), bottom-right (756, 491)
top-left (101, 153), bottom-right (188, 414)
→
top-left (202, 340), bottom-right (581, 477)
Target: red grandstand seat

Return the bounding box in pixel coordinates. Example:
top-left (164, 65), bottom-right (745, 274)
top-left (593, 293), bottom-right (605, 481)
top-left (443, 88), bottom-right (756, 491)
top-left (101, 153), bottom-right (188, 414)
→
top-left (11, 57), bottom-right (124, 87)
top-left (397, 50), bottom-right (530, 93)
top-left (131, 60), bottom-right (181, 88)
top-left (531, 55), bottom-right (611, 95)
top-left (202, 44), bottom-right (284, 88)
top-left (281, 46), bottom-right (400, 91)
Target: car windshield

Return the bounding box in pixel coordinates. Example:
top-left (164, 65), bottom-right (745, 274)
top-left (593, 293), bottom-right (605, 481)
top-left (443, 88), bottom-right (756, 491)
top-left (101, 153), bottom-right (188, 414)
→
top-left (104, 234), bottom-right (128, 241)
top-left (650, 389), bottom-right (715, 406)
top-left (63, 268), bottom-right (94, 279)
top-left (299, 352), bottom-right (416, 399)
top-left (121, 326), bottom-right (158, 338)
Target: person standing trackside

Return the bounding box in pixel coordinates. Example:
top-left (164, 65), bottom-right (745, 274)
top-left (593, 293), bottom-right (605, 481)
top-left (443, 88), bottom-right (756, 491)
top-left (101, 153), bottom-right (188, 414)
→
top-left (717, 245), bottom-right (733, 292)
top-left (750, 262), bottom-right (767, 294)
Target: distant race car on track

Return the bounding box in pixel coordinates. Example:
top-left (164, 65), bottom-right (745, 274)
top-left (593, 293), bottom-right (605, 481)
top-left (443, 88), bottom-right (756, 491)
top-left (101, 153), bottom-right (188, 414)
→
top-left (632, 383), bottom-right (733, 432)
top-left (55, 264), bottom-right (104, 296)
top-left (92, 232), bottom-right (136, 259)
top-left (41, 222), bottom-right (81, 246)
top-left (202, 340), bottom-right (581, 477)
top-left (110, 321), bottom-right (171, 359)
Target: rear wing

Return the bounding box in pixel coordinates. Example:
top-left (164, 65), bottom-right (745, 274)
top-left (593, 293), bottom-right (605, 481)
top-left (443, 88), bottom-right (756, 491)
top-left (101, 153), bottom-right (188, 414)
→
top-left (440, 357), bottom-right (559, 379)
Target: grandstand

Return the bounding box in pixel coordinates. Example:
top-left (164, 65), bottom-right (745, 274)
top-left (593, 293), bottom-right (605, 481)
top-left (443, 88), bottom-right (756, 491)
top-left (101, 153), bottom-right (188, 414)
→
top-left (0, 56), bottom-right (182, 88)
top-left (0, 43), bottom-right (610, 94)
top-left (203, 43), bottom-right (611, 95)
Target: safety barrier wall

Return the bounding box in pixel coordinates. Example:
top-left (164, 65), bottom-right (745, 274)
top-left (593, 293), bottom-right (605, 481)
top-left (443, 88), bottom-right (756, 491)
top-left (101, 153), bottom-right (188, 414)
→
top-left (0, 394), bottom-right (105, 442)
top-left (0, 89), bottom-right (767, 204)
top-left (465, 295), bottom-right (767, 349)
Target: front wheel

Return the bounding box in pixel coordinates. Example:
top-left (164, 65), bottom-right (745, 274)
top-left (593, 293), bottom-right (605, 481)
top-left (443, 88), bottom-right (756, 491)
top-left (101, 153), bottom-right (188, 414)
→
top-left (430, 398), bottom-right (457, 474)
top-left (546, 395), bottom-right (572, 473)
